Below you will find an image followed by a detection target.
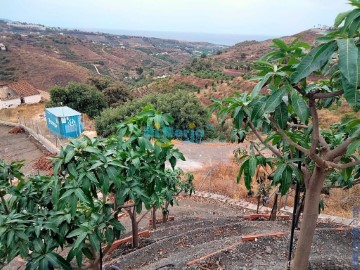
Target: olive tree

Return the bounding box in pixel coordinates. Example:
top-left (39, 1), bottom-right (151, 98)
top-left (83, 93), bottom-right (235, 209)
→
top-left (211, 2), bottom-right (360, 269)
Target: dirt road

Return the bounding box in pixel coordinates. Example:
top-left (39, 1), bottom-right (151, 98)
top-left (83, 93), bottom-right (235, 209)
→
top-left (173, 141), bottom-right (243, 170)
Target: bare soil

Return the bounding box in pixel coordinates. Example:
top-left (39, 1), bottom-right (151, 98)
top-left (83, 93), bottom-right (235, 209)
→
top-left (0, 125), bottom-right (48, 174)
top-left (104, 196), bottom-right (354, 270)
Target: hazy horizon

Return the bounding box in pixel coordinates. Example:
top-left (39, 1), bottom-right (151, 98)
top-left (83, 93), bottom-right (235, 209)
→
top-left (0, 0), bottom-right (350, 40)
top-left (80, 28), bottom-right (276, 45)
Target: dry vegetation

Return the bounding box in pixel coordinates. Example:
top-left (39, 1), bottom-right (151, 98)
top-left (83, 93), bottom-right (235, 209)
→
top-left (318, 101), bottom-right (360, 128)
top-left (191, 159), bottom-right (358, 219)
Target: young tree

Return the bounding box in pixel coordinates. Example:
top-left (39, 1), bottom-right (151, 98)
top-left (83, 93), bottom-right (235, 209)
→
top-left (211, 2), bottom-right (360, 269)
top-left (0, 106), bottom-right (193, 269)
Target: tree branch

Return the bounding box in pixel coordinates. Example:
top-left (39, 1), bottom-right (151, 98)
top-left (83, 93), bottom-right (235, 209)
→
top-left (325, 159), bottom-right (360, 169)
top-left (270, 116), bottom-right (328, 168)
top-left (319, 134), bottom-right (330, 152)
top-left (309, 99), bottom-right (319, 156)
top-left (293, 85), bottom-right (307, 96)
top-left (325, 136), bottom-right (355, 161)
top-left (313, 90), bottom-right (344, 99)
top-left (288, 123), bottom-right (309, 129)
top-left (269, 117), bottom-right (310, 155)
top-left (248, 121), bottom-right (282, 159)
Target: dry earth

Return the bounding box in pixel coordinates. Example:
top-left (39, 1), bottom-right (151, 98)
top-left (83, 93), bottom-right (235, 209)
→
top-left (0, 125), bottom-right (47, 174)
top-left (104, 196), bottom-right (354, 270)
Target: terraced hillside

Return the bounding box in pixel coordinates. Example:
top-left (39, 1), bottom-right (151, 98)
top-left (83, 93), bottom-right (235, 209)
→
top-left (0, 21), bottom-right (225, 90)
top-left (104, 196), bottom-right (353, 270)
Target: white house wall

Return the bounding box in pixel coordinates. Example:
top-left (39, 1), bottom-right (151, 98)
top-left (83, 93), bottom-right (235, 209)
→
top-left (0, 98), bottom-right (21, 109)
top-left (24, 94), bottom-right (41, 104)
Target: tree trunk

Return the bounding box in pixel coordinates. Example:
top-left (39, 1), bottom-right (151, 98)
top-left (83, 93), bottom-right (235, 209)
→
top-left (256, 195), bottom-right (261, 214)
top-left (131, 208), bottom-right (139, 248)
top-left (152, 206), bottom-right (157, 230)
top-left (291, 168), bottom-right (326, 270)
top-left (269, 192), bottom-right (278, 221)
top-left (295, 191), bottom-right (306, 229)
top-left (162, 202), bottom-right (169, 223)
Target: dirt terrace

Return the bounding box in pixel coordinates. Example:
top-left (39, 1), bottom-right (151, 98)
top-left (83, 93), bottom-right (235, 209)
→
top-left (104, 196), bottom-right (354, 270)
top-left (0, 125), bottom-right (46, 174)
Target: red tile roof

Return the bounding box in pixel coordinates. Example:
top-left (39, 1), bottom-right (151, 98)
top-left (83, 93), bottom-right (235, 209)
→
top-left (8, 81), bottom-right (40, 97)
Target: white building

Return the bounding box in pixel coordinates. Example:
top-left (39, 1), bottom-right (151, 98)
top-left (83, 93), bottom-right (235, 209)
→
top-left (0, 81), bottom-right (41, 109)
top-left (0, 43), bottom-right (6, 51)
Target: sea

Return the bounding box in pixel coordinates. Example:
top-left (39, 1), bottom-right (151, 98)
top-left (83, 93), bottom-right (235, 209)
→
top-left (81, 28), bottom-right (276, 46)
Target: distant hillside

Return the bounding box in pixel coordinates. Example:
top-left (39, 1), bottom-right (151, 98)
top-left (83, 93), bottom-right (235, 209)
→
top-left (212, 29), bottom-right (320, 70)
top-left (0, 21), bottom-right (225, 90)
top-left (130, 29), bottom-right (321, 105)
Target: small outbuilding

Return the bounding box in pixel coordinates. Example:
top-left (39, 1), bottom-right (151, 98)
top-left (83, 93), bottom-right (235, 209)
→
top-left (0, 43), bottom-right (7, 51)
top-left (0, 81), bottom-right (41, 109)
top-left (45, 106), bottom-right (84, 138)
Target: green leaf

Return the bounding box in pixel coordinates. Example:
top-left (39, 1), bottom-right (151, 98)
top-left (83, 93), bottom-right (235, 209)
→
top-left (38, 257), bottom-right (49, 270)
top-left (88, 161), bottom-right (103, 171)
top-left (281, 166), bottom-right (292, 195)
top-left (337, 39), bottom-right (358, 85)
top-left (89, 234), bottom-right (100, 253)
top-left (342, 8), bottom-right (360, 32)
top-left (342, 74), bottom-right (360, 109)
top-left (105, 228), bottom-right (114, 243)
top-left (72, 232), bottom-right (87, 250)
top-left (273, 164), bottom-right (286, 185)
top-left (67, 163), bottom-right (78, 177)
top-left (291, 41), bottom-right (337, 83)
top-left (272, 39), bottom-right (289, 51)
top-left (291, 91), bottom-right (310, 123)
top-left (250, 73), bottom-right (272, 99)
top-left (250, 96), bottom-right (267, 122)
top-left (237, 159), bottom-right (247, 184)
top-left (233, 108), bottom-right (244, 129)
top-left (66, 228), bottom-right (84, 238)
top-left (16, 231), bottom-right (29, 241)
top-left (83, 146), bottom-right (99, 154)
top-left (106, 166), bottom-right (119, 180)
top-left (334, 10), bottom-right (351, 27)
top-left (86, 172), bottom-right (98, 183)
top-left (346, 140), bottom-right (360, 156)
top-left (248, 157), bottom-right (257, 178)
top-left (6, 230), bottom-right (14, 247)
top-left (60, 189), bottom-right (74, 200)
top-left (274, 101), bottom-right (288, 129)
top-left (74, 188), bottom-right (90, 204)
top-left (264, 87), bottom-right (287, 113)
top-left (169, 156), bottom-right (177, 169)
top-left (82, 247), bottom-right (95, 260)
top-left (64, 150), bottom-right (75, 164)
top-left (45, 253), bottom-right (72, 270)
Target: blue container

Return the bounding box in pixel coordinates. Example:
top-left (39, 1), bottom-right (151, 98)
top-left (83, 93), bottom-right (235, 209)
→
top-left (45, 106), bottom-right (84, 138)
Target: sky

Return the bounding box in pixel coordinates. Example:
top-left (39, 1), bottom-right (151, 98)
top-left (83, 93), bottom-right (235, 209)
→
top-left (0, 0), bottom-right (351, 36)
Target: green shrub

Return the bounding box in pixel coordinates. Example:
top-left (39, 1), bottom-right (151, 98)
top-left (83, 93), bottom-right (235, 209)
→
top-left (95, 92), bottom-right (208, 137)
top-left (47, 82), bottom-right (107, 118)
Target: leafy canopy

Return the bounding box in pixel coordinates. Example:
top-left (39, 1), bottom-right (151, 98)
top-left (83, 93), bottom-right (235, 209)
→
top-left (210, 1), bottom-right (360, 195)
top-left (0, 106), bottom-right (193, 269)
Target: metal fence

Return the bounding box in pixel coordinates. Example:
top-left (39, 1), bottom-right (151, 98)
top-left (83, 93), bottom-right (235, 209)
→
top-left (18, 116), bottom-right (68, 148)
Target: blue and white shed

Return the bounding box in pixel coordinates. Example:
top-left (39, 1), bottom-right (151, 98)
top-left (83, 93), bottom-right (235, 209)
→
top-left (45, 106), bottom-right (84, 138)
